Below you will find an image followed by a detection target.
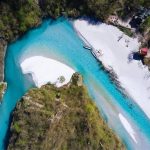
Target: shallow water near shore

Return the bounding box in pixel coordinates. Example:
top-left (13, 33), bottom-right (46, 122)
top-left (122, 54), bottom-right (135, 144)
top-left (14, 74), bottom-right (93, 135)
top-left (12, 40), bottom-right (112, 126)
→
top-left (0, 18), bottom-right (150, 149)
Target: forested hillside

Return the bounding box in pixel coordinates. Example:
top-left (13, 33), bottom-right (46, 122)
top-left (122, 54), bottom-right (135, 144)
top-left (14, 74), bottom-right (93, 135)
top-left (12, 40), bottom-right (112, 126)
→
top-left (7, 74), bottom-right (125, 150)
top-left (0, 0), bottom-right (149, 42)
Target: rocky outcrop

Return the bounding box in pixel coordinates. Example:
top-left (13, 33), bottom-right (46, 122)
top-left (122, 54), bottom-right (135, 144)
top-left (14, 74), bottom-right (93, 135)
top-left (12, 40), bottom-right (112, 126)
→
top-left (0, 39), bottom-right (7, 82)
top-left (71, 72), bottom-right (83, 86)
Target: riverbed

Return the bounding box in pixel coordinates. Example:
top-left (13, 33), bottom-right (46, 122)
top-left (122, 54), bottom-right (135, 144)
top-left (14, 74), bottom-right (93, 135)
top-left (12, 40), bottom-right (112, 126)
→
top-left (0, 18), bottom-right (150, 150)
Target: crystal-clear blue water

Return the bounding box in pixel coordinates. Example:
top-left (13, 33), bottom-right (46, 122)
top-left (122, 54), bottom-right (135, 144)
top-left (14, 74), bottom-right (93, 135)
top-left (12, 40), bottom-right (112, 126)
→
top-left (1, 18), bottom-right (150, 150)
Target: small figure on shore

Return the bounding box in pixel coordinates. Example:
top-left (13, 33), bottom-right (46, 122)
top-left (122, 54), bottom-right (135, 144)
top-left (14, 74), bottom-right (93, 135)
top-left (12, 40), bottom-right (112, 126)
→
top-left (125, 39), bottom-right (130, 47)
top-left (118, 34), bottom-right (123, 42)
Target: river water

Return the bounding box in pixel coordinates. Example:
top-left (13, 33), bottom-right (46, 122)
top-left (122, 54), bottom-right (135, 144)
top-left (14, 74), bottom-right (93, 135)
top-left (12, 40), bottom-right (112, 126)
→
top-left (0, 18), bottom-right (150, 150)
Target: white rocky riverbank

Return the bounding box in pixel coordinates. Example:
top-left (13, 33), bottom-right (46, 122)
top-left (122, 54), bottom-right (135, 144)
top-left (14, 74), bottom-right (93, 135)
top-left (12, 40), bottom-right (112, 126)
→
top-left (20, 56), bottom-right (75, 87)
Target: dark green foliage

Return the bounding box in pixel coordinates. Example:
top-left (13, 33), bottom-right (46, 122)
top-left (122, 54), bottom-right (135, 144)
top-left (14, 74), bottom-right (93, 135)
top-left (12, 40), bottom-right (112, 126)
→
top-left (40, 0), bottom-right (150, 20)
top-left (140, 16), bottom-right (150, 32)
top-left (117, 26), bottom-right (134, 37)
top-left (40, 0), bottom-right (123, 20)
top-left (117, 0), bottom-right (150, 19)
top-left (0, 0), bottom-right (41, 41)
top-left (8, 82), bottom-right (125, 150)
top-left (0, 0), bottom-right (149, 42)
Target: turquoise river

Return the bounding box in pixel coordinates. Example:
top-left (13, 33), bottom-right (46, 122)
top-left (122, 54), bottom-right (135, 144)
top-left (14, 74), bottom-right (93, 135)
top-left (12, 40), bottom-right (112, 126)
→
top-left (0, 18), bottom-right (150, 150)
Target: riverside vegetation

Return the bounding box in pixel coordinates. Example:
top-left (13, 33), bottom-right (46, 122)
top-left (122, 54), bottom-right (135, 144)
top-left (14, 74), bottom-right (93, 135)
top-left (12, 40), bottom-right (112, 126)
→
top-left (0, 0), bottom-right (149, 42)
top-left (7, 73), bottom-right (125, 150)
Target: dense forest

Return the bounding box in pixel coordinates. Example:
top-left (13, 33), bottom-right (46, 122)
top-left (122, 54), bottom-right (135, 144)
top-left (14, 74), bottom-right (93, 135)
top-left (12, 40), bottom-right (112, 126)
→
top-left (8, 73), bottom-right (125, 150)
top-left (0, 0), bottom-right (149, 42)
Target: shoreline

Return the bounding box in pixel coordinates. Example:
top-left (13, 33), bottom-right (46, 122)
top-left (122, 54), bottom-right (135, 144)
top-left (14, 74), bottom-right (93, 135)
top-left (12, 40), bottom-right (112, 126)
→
top-left (73, 20), bottom-right (133, 100)
top-left (73, 19), bottom-right (150, 119)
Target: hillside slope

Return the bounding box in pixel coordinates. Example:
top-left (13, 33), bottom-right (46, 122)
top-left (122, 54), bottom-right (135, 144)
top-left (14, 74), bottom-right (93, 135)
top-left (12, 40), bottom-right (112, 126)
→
top-left (7, 74), bottom-right (125, 150)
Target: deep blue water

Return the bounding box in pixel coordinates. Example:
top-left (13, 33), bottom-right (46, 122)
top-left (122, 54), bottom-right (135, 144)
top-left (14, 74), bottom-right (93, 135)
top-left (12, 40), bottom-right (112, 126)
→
top-left (0, 18), bottom-right (150, 150)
